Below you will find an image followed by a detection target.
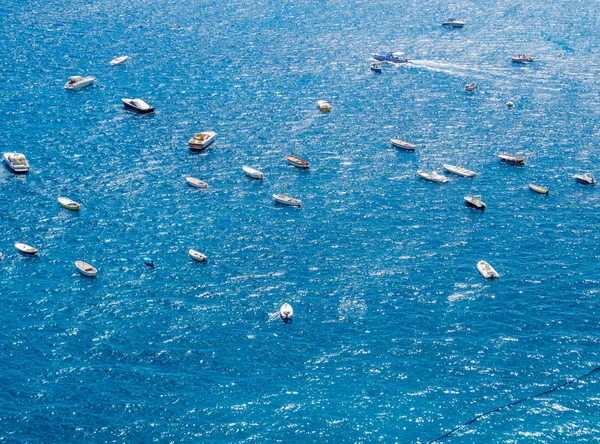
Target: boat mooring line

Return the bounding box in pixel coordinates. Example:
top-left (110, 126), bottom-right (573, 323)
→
top-left (428, 365), bottom-right (600, 443)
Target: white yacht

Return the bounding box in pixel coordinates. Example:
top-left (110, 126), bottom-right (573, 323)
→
top-left (417, 170), bottom-right (449, 183)
top-left (122, 98), bottom-right (154, 114)
top-left (280, 303), bottom-right (294, 321)
top-left (443, 164), bottom-right (476, 177)
top-left (64, 76), bottom-right (95, 90)
top-left (3, 152), bottom-right (30, 173)
top-left (189, 131), bottom-right (217, 150)
top-left (109, 56), bottom-right (129, 66)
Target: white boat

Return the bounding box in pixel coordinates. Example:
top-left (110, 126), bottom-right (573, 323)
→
top-left (0, 252), bottom-right (4, 261)
top-left (242, 166), bottom-right (264, 179)
top-left (188, 131), bottom-right (217, 151)
top-left (391, 139), bottom-right (416, 151)
top-left (574, 174), bottom-right (595, 185)
top-left (273, 194), bottom-right (302, 207)
top-left (417, 170), bottom-right (449, 183)
top-left (188, 249), bottom-right (207, 262)
top-left (58, 196), bottom-right (81, 210)
top-left (498, 153), bottom-right (525, 165)
top-left (529, 183), bottom-right (549, 194)
top-left (464, 195), bottom-right (486, 210)
top-left (109, 56), bottom-right (129, 66)
top-left (442, 18), bottom-right (466, 28)
top-left (15, 242), bottom-right (38, 255)
top-left (64, 76), bottom-right (95, 90)
top-left (477, 260), bottom-right (500, 279)
top-left (286, 154), bottom-right (310, 168)
top-left (316, 100), bottom-right (332, 112)
top-left (443, 164), bottom-right (476, 177)
top-left (512, 55), bottom-right (534, 64)
top-left (186, 177), bottom-right (208, 189)
top-left (3, 152), bottom-right (30, 173)
top-left (75, 261), bottom-right (97, 277)
top-left (280, 303), bottom-right (293, 321)
top-left (465, 83), bottom-right (477, 92)
top-left (122, 98), bottom-right (154, 114)
top-left (507, 101), bottom-right (515, 108)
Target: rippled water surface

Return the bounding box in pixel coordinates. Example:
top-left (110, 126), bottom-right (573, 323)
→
top-left (1, 0), bottom-right (600, 442)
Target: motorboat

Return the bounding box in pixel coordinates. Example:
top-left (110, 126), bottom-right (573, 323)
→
top-left (273, 194), bottom-right (302, 207)
top-left (512, 55), bottom-right (534, 63)
top-left (390, 139), bottom-right (416, 151)
top-left (417, 170), bottom-right (449, 183)
top-left (186, 177), bottom-right (208, 189)
top-left (477, 260), bottom-right (500, 279)
top-left (371, 52), bottom-right (409, 63)
top-left (15, 242), bottom-right (38, 255)
top-left (64, 76), bottom-right (95, 90)
top-left (498, 153), bottom-right (525, 165)
top-left (528, 183), bottom-right (549, 194)
top-left (316, 100), bottom-right (332, 112)
top-left (465, 83), bottom-right (477, 92)
top-left (121, 98), bottom-right (154, 114)
top-left (507, 101), bottom-right (515, 108)
top-left (442, 18), bottom-right (466, 28)
top-left (280, 303), bottom-right (294, 321)
top-left (286, 154), bottom-right (310, 168)
top-left (189, 249), bottom-right (207, 262)
top-left (109, 56), bottom-right (129, 66)
top-left (0, 252), bottom-right (3, 261)
top-left (3, 152), bottom-right (30, 173)
top-left (443, 164), bottom-right (476, 177)
top-left (574, 174), bottom-right (595, 185)
top-left (370, 61), bottom-right (382, 73)
top-left (188, 131), bottom-right (217, 150)
top-left (143, 257), bottom-right (155, 267)
top-left (242, 166), bottom-right (264, 179)
top-left (58, 196), bottom-right (81, 210)
top-left (75, 261), bottom-right (97, 277)
top-left (464, 195), bottom-right (486, 210)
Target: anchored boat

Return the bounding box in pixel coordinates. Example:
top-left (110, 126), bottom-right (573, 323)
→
top-left (186, 177), bottom-right (208, 189)
top-left (58, 197), bottom-right (81, 210)
top-left (242, 166), bottom-right (264, 179)
top-left (286, 154), bottom-right (310, 168)
top-left (574, 174), bottom-right (594, 185)
top-left (15, 242), bottom-right (38, 255)
top-left (3, 152), bottom-right (30, 173)
top-left (477, 260), bottom-right (500, 279)
top-left (280, 303), bottom-right (294, 321)
top-left (417, 170), bottom-right (449, 183)
top-left (464, 195), bottom-right (486, 210)
top-left (443, 164), bottom-right (476, 177)
top-left (188, 131), bottom-right (217, 151)
top-left (189, 249), bottom-right (207, 262)
top-left (122, 98), bottom-right (154, 114)
top-left (528, 183), bottom-right (549, 194)
top-left (75, 261), bottom-right (97, 277)
top-left (273, 194), bottom-right (302, 207)
top-left (390, 139), bottom-right (416, 151)
top-left (498, 153), bottom-right (525, 165)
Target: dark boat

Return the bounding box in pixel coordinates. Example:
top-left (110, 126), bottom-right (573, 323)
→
top-left (370, 61), bottom-right (382, 73)
top-left (511, 55), bottom-right (534, 64)
top-left (371, 52), bottom-right (408, 64)
top-left (122, 98), bottom-right (154, 114)
top-left (465, 83), bottom-right (477, 92)
top-left (442, 18), bottom-right (466, 28)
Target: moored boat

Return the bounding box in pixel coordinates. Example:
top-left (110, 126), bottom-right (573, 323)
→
top-left (465, 83), bottom-right (477, 92)
top-left (3, 152), bottom-right (30, 173)
top-left (512, 55), bottom-right (534, 64)
top-left (442, 18), bottom-right (466, 28)
top-left (242, 166), bottom-right (264, 179)
top-left (528, 183), bottom-right (549, 194)
top-left (286, 154), bottom-right (310, 168)
top-left (464, 195), bottom-right (486, 210)
top-left (280, 303), bottom-right (293, 321)
top-left (574, 174), bottom-right (595, 185)
top-left (0, 252), bottom-right (3, 261)
top-left (64, 76), bottom-right (95, 90)
top-left (15, 242), bottom-right (38, 255)
top-left (417, 170), bottom-right (449, 183)
top-left (58, 196), bottom-right (81, 210)
top-left (189, 249), bottom-right (207, 262)
top-left (316, 100), bottom-right (332, 112)
top-left (188, 131), bottom-right (217, 150)
top-left (371, 52), bottom-right (409, 63)
top-left (370, 61), bottom-right (382, 73)
top-left (390, 139), bottom-right (416, 151)
top-left (443, 164), bottom-right (476, 177)
top-left (109, 56), bottom-right (129, 66)
top-left (186, 177), bottom-right (208, 189)
top-left (122, 98), bottom-right (154, 114)
top-left (477, 260), bottom-right (500, 279)
top-left (143, 257), bottom-right (155, 267)
top-left (273, 194), bottom-right (302, 207)
top-left (75, 261), bottom-right (97, 277)
top-left (498, 153), bottom-right (525, 165)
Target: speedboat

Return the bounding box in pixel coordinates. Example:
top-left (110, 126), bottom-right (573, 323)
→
top-left (442, 18), bottom-right (466, 28)
top-left (529, 183), bottom-right (549, 194)
top-left (370, 61), bottom-right (382, 73)
top-left (512, 55), bottom-right (534, 63)
top-left (64, 76), bottom-right (95, 90)
top-left (188, 131), bottom-right (217, 150)
top-left (464, 195), bottom-right (486, 210)
top-left (574, 174), bottom-right (595, 185)
top-left (143, 257), bottom-right (155, 267)
top-left (109, 56), bottom-right (129, 66)
top-left (316, 100), bottom-right (332, 112)
top-left (3, 152), bottom-right (30, 173)
top-left (477, 260), bottom-right (500, 279)
top-left (465, 83), bottom-right (477, 92)
top-left (186, 177), bottom-right (208, 189)
top-left (371, 52), bottom-right (409, 63)
top-left (242, 166), bottom-right (264, 179)
top-left (507, 101), bottom-right (515, 108)
top-left (498, 153), bottom-right (525, 165)
top-left (58, 197), bottom-right (81, 210)
top-left (121, 98), bottom-right (154, 114)
top-left (189, 249), bottom-right (207, 262)
top-left (417, 170), bottom-right (449, 183)
top-left (75, 261), bottom-right (97, 277)
top-left (280, 303), bottom-right (293, 321)
top-left (15, 242), bottom-right (38, 255)
top-left (390, 139), bottom-right (416, 151)
top-left (443, 164), bottom-right (476, 177)
top-left (273, 194), bottom-right (302, 207)
top-left (286, 154), bottom-right (310, 168)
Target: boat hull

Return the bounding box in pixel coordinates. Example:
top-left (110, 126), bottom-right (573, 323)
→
top-left (242, 166), bottom-right (264, 179)
top-left (443, 164), bottom-right (476, 177)
top-left (464, 197), bottom-right (486, 210)
top-left (390, 139), bottom-right (416, 151)
top-left (189, 249), bottom-right (207, 262)
top-left (529, 184), bottom-right (549, 194)
top-left (498, 154), bottom-right (525, 165)
top-left (75, 261), bottom-right (97, 277)
top-left (417, 171), bottom-right (448, 183)
top-left (286, 155), bottom-right (310, 168)
top-left (273, 194), bottom-right (302, 207)
top-left (186, 177), bottom-right (208, 189)
top-left (15, 243), bottom-right (38, 255)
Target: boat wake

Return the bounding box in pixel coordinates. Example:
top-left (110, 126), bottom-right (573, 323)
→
top-left (406, 59), bottom-right (492, 79)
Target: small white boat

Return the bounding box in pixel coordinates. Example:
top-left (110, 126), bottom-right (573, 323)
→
top-left (417, 170), bottom-right (449, 183)
top-left (273, 194), bottom-right (302, 207)
top-left (186, 177), bottom-right (208, 189)
top-left (64, 76), bottom-right (95, 90)
top-left (391, 139), bottom-right (416, 151)
top-left (574, 174), bottom-right (595, 185)
top-left (15, 242), bottom-right (38, 255)
top-left (280, 303), bottom-right (293, 321)
top-left (477, 260), bottom-right (500, 279)
top-left (122, 98), bottom-right (154, 114)
top-left (529, 183), bottom-right (549, 194)
top-left (465, 83), bottom-right (477, 92)
top-left (316, 100), bottom-right (332, 112)
top-left (75, 261), bottom-right (97, 277)
top-left (464, 195), bottom-right (486, 210)
top-left (443, 164), bottom-right (476, 177)
top-left (242, 166), bottom-right (264, 179)
top-left (512, 55), bottom-right (534, 64)
top-left (286, 154), bottom-right (310, 168)
top-left (507, 101), bottom-right (515, 108)
top-left (3, 152), bottom-right (30, 173)
top-left (498, 153), bottom-right (525, 165)
top-left (442, 18), bottom-right (466, 28)
top-left (188, 249), bottom-right (207, 262)
top-left (188, 131), bottom-right (217, 151)
top-left (58, 196), bottom-right (81, 210)
top-left (109, 56), bottom-right (129, 66)
top-left (0, 252), bottom-right (4, 261)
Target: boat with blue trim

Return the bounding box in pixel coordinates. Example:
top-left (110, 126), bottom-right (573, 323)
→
top-left (371, 52), bottom-right (408, 64)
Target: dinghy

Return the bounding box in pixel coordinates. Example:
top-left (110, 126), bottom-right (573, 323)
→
top-left (109, 56), bottom-right (129, 66)
top-left (417, 170), bottom-right (449, 183)
top-left (242, 166), bottom-right (264, 179)
top-left (528, 183), bottom-right (549, 194)
top-left (280, 303), bottom-right (294, 321)
top-left (186, 177), bottom-right (208, 189)
top-left (188, 131), bottom-right (217, 151)
top-left (464, 195), bottom-right (486, 210)
top-left (273, 194), bottom-right (302, 207)
top-left (443, 164), bottom-right (476, 177)
top-left (75, 261), bottom-right (97, 277)
top-left (58, 196), bottom-right (81, 210)
top-left (477, 260), bottom-right (500, 279)
top-left (15, 242), bottom-right (38, 255)
top-left (390, 139), bottom-right (416, 151)
top-left (189, 249), bottom-right (207, 262)
top-left (316, 100), bottom-right (332, 112)
top-left (286, 154), bottom-right (310, 168)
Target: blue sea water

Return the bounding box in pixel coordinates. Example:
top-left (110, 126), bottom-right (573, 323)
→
top-left (1, 0), bottom-right (600, 441)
